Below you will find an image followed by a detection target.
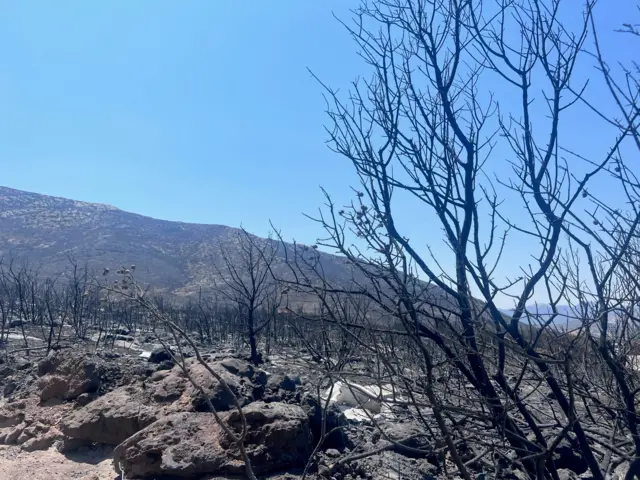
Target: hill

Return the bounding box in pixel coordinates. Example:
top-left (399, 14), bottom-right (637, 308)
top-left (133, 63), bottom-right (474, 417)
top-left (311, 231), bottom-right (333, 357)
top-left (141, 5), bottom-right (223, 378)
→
top-left (0, 186), bottom-right (355, 307)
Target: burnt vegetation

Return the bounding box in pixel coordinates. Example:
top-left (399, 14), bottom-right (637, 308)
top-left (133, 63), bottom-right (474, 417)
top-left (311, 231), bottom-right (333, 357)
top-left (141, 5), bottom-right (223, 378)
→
top-left (1, 0), bottom-right (640, 479)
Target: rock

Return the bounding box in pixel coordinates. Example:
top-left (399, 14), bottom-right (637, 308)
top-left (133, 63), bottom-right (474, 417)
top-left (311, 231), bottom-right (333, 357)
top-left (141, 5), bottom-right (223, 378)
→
top-left (0, 409), bottom-right (24, 428)
top-left (267, 373), bottom-right (301, 392)
top-left (226, 402), bottom-right (313, 472)
top-left (3, 379), bottom-right (17, 397)
top-left (219, 358), bottom-right (254, 377)
top-left (4, 425), bottom-right (24, 444)
top-left (16, 430), bottom-right (34, 444)
top-left (99, 351), bottom-right (121, 360)
top-left (114, 402), bottom-right (313, 479)
top-left (220, 357), bottom-right (267, 390)
top-left (218, 358), bottom-right (265, 382)
top-left (60, 385), bottom-right (157, 445)
top-left (37, 352), bottom-right (100, 402)
top-left (381, 422), bottom-right (430, 456)
top-left (148, 346), bottom-right (173, 363)
top-left (75, 393), bottom-right (95, 406)
top-left (155, 359), bottom-right (174, 371)
top-left (146, 358), bottom-right (258, 411)
top-left (253, 369), bottom-right (268, 387)
top-left (15, 358), bottom-right (31, 371)
top-left (186, 361), bottom-right (251, 412)
top-left (21, 428), bottom-right (61, 451)
top-left (58, 436), bottom-right (89, 453)
top-left (556, 469), bottom-right (578, 480)
top-left (110, 334), bottom-right (135, 343)
top-left (8, 319), bottom-right (24, 328)
top-left (325, 448), bottom-right (341, 458)
top-left (219, 357), bottom-right (267, 403)
top-left (301, 392), bottom-right (350, 450)
top-left (147, 368), bottom-right (186, 403)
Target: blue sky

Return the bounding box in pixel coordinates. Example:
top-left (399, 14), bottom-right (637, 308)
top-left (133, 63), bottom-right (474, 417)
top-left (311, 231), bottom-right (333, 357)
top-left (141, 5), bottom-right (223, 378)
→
top-left (0, 0), bottom-right (362, 241)
top-left (0, 1), bottom-right (636, 306)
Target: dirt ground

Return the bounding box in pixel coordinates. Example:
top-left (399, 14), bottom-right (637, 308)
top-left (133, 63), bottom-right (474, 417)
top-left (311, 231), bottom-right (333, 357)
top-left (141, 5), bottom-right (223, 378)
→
top-left (0, 444), bottom-right (117, 480)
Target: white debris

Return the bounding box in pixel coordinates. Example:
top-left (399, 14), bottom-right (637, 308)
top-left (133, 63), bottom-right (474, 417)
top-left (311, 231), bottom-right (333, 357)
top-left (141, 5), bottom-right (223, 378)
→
top-left (323, 381), bottom-right (401, 414)
top-left (5, 333), bottom-right (43, 342)
top-left (339, 404), bottom-right (398, 423)
top-left (139, 351), bottom-right (152, 360)
top-left (341, 406), bottom-right (371, 422)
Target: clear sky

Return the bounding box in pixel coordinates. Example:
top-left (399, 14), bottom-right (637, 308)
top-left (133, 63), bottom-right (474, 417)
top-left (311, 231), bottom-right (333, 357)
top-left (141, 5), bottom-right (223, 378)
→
top-left (0, 1), bottom-right (636, 306)
top-left (0, 0), bottom-right (362, 242)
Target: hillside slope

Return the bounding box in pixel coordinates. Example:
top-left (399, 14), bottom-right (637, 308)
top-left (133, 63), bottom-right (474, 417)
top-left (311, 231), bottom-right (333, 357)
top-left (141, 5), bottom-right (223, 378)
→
top-left (0, 186), bottom-right (354, 304)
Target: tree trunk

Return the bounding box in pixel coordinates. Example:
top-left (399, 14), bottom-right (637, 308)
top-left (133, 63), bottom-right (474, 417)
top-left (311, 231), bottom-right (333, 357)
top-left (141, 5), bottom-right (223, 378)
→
top-left (247, 309), bottom-right (260, 365)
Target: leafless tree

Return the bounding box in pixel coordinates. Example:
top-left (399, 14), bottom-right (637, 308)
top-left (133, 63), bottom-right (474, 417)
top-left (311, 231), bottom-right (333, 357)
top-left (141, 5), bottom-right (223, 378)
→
top-left (66, 256), bottom-right (94, 340)
top-left (213, 228), bottom-right (282, 365)
top-left (0, 260), bottom-right (17, 346)
top-left (268, 0), bottom-right (640, 478)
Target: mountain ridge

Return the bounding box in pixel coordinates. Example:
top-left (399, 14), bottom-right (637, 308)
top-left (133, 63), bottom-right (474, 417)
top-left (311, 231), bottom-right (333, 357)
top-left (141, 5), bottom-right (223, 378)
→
top-left (0, 186), bottom-right (350, 306)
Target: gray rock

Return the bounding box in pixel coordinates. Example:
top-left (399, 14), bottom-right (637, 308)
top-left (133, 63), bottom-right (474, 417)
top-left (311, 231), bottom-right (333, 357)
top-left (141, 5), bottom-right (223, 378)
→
top-left (3, 379), bottom-right (17, 397)
top-left (148, 346), bottom-right (173, 364)
top-left (381, 422), bottom-right (430, 456)
top-left (267, 373), bottom-right (301, 392)
top-left (155, 359), bottom-right (174, 371)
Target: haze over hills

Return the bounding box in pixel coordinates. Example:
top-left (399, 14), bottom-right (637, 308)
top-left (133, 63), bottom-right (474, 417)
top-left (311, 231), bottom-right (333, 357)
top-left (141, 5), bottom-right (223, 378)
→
top-left (0, 186), bottom-right (358, 307)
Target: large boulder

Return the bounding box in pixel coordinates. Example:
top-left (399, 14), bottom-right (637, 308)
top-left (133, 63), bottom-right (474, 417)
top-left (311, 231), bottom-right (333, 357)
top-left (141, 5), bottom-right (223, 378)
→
top-left (142, 357), bottom-right (259, 413)
top-left (226, 401), bottom-right (313, 471)
top-left (60, 385), bottom-right (157, 445)
top-left (37, 352), bottom-right (100, 402)
top-left (0, 408), bottom-right (24, 429)
top-left (114, 402), bottom-right (313, 479)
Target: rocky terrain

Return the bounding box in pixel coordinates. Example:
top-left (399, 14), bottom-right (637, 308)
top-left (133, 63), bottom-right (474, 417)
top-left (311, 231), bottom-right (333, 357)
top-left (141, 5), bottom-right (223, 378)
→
top-left (0, 321), bottom-right (449, 480)
top-left (1, 319), bottom-right (634, 480)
